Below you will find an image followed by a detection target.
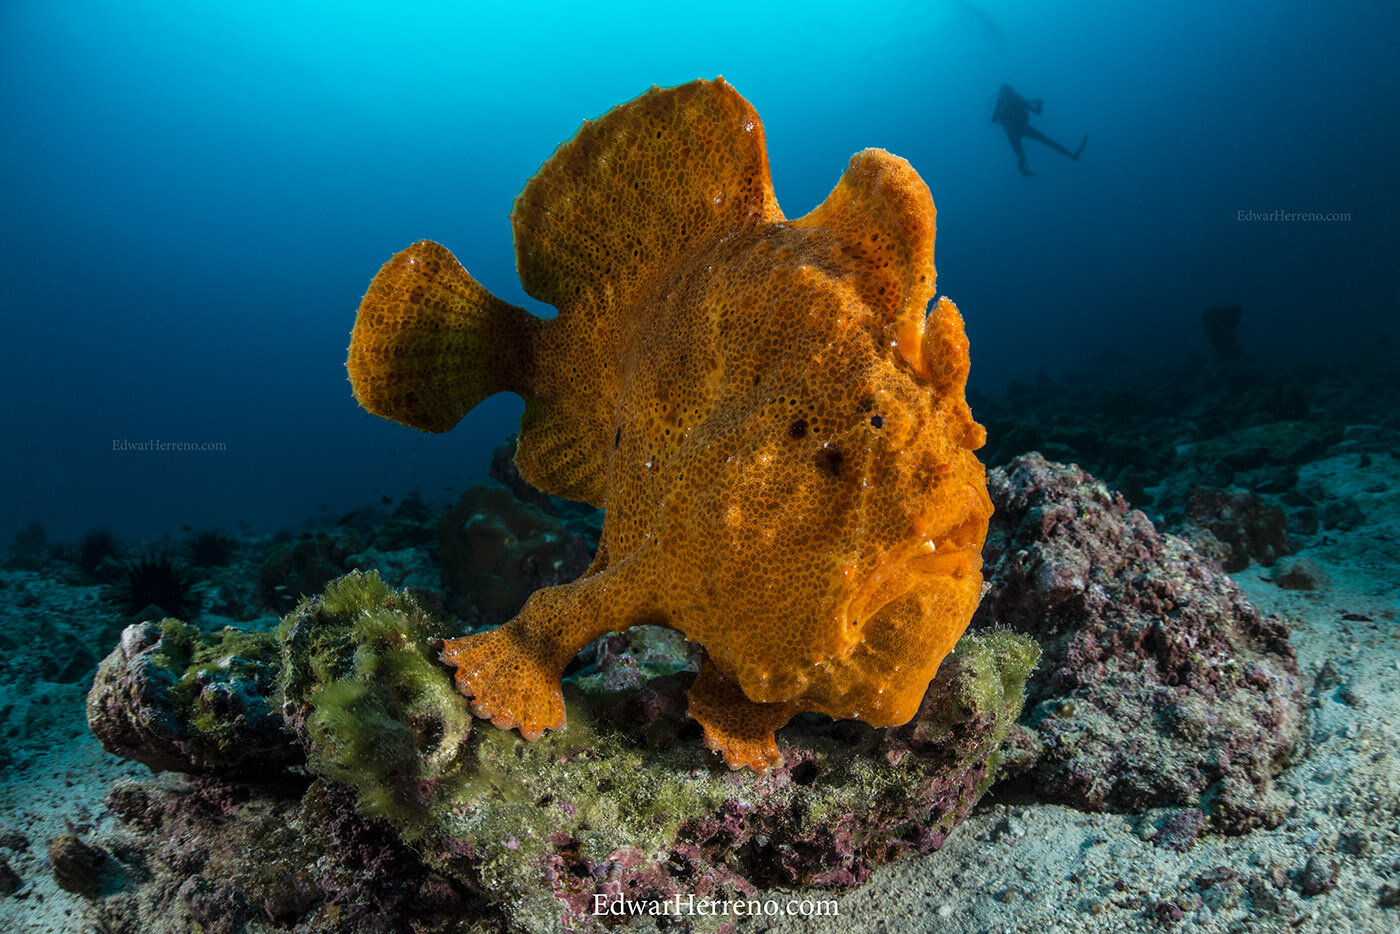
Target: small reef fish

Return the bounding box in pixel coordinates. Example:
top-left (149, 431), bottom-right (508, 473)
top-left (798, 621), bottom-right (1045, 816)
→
top-left (346, 78), bottom-right (991, 771)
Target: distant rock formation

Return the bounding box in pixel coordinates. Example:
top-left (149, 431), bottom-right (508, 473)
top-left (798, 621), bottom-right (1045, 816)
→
top-left (1203, 304), bottom-right (1244, 360)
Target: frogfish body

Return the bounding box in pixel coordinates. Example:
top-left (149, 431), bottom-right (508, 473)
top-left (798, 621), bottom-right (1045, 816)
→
top-left (346, 78), bottom-right (991, 772)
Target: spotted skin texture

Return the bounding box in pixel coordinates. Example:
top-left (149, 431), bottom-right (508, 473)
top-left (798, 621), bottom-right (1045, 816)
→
top-left (347, 78), bottom-right (991, 771)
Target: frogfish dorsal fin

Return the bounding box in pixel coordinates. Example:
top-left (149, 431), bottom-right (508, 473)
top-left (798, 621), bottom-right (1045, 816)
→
top-left (791, 149), bottom-right (939, 378)
top-left (512, 77), bottom-right (782, 317)
top-left (507, 77), bottom-right (783, 506)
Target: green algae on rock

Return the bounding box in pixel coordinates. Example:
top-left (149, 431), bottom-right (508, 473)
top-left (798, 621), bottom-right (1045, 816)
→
top-left (414, 631), bottom-right (1028, 929)
top-left (89, 569), bottom-right (1038, 932)
top-left (87, 617), bottom-right (294, 773)
top-left (273, 573), bottom-right (1038, 931)
top-left (278, 570), bottom-right (474, 833)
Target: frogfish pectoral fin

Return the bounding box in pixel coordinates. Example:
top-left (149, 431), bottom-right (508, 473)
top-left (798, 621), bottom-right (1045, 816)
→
top-left (347, 239), bottom-right (541, 433)
top-left (440, 624), bottom-right (567, 740)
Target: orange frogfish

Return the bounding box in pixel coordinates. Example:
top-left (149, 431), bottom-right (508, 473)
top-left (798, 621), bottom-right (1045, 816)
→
top-left (346, 78), bottom-right (991, 772)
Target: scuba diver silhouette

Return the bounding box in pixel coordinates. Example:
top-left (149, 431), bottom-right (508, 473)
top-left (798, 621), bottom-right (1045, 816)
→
top-left (992, 84), bottom-right (1087, 176)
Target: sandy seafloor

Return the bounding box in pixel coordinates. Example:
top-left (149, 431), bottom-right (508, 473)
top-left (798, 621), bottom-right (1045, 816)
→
top-left (0, 449), bottom-right (1396, 933)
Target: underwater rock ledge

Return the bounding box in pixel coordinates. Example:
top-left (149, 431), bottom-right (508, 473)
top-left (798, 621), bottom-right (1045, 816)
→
top-left (86, 618), bottom-right (295, 774)
top-left (88, 571), bottom-right (1037, 933)
top-left (973, 453), bottom-right (1304, 834)
top-left (83, 452), bottom-right (1307, 931)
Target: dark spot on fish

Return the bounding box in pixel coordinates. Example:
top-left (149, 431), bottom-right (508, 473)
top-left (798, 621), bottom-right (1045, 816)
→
top-left (614, 427), bottom-right (622, 449)
top-left (870, 415), bottom-right (883, 428)
top-left (817, 444), bottom-right (843, 478)
top-left (789, 419), bottom-right (808, 440)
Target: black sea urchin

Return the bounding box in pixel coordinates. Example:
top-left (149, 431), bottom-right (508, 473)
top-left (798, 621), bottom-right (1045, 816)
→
top-left (116, 550), bottom-right (200, 619)
top-left (186, 528), bottom-right (238, 568)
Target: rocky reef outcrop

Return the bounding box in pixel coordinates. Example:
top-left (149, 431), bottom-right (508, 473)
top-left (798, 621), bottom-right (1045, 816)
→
top-left (101, 775), bottom-right (482, 933)
top-left (83, 449), bottom-right (1313, 930)
top-left (88, 571), bottom-right (1037, 933)
top-left (973, 454), bottom-right (1304, 833)
top-left (86, 619), bottom-right (295, 773)
top-left (438, 485), bottom-right (594, 628)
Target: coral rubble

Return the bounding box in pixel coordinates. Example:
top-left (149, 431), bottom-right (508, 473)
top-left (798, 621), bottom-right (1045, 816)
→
top-left (47, 833), bottom-right (109, 899)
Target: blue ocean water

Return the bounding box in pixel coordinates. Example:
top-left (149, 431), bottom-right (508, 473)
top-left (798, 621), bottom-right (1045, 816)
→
top-left (1, 0), bottom-right (1396, 541)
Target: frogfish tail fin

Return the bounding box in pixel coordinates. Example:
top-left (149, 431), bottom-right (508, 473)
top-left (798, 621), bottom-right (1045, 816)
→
top-left (347, 240), bottom-right (539, 433)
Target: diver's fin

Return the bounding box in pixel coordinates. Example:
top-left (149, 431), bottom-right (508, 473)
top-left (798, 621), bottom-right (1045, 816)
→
top-left (791, 149), bottom-right (939, 377)
top-left (508, 77), bottom-right (782, 504)
top-left (347, 240), bottom-right (540, 433)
